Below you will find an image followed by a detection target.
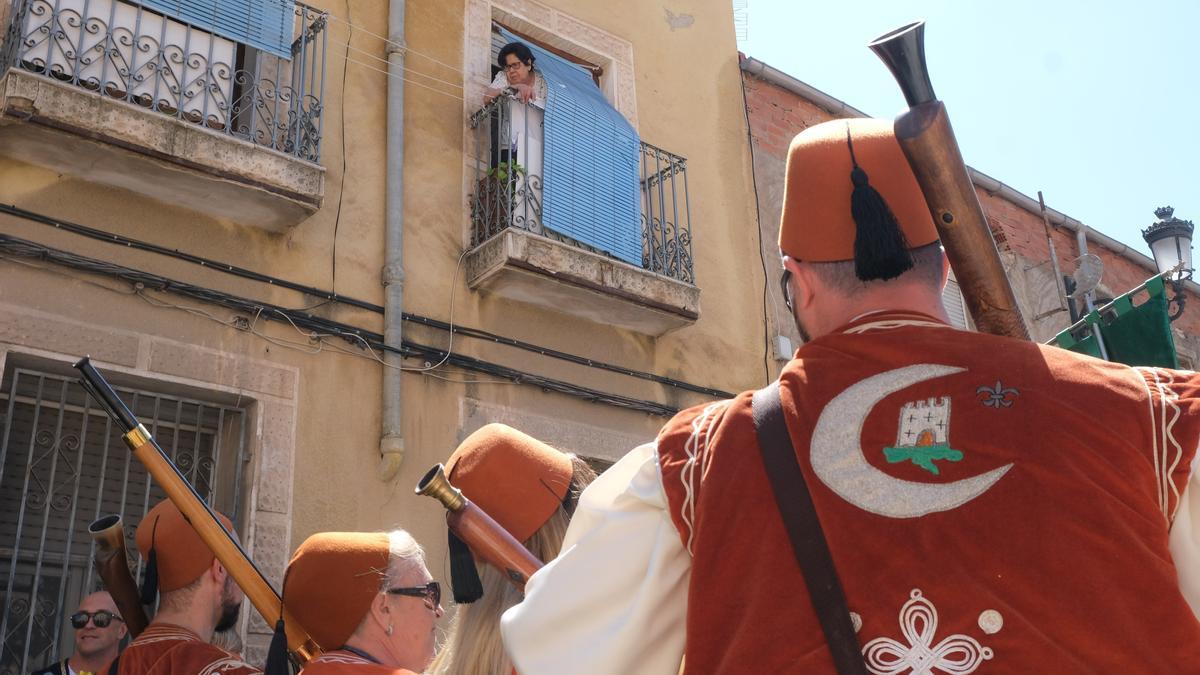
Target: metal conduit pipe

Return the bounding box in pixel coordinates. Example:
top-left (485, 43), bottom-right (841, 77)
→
top-left (378, 0), bottom-right (407, 481)
top-left (738, 55), bottom-right (1200, 295)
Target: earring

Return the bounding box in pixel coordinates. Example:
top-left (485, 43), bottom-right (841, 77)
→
top-left (386, 623), bottom-right (393, 636)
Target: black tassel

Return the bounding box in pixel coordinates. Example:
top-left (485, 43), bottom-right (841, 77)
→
top-left (140, 516), bottom-right (160, 605)
top-left (847, 127), bottom-right (912, 281)
top-left (140, 548), bottom-right (158, 605)
top-left (448, 530), bottom-right (483, 604)
top-left (263, 619), bottom-right (290, 675)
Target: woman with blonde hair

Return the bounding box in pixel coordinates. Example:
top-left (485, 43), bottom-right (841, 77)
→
top-left (281, 529), bottom-right (443, 674)
top-left (427, 424), bottom-right (596, 675)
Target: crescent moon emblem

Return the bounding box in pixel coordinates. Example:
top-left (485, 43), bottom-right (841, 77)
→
top-left (810, 364), bottom-right (1012, 518)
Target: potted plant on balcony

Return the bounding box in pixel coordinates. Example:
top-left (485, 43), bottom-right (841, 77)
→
top-left (474, 159), bottom-right (527, 240)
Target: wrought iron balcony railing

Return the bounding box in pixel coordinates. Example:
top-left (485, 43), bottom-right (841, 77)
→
top-left (1, 0), bottom-right (327, 162)
top-left (469, 95), bottom-right (695, 285)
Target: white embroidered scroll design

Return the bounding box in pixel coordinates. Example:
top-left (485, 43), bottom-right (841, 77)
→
top-left (679, 400), bottom-right (729, 554)
top-left (1136, 367), bottom-right (1185, 521)
top-left (844, 319), bottom-right (951, 334)
top-left (862, 589), bottom-right (994, 675)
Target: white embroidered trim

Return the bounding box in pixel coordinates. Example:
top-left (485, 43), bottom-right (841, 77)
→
top-left (844, 319), bottom-right (950, 335)
top-left (679, 400), bottom-right (729, 555)
top-left (862, 589), bottom-right (993, 675)
top-left (1136, 367), bottom-right (1185, 522)
top-left (131, 627), bottom-right (199, 645)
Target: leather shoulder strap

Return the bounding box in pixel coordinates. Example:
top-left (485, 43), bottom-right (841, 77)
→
top-left (752, 381), bottom-right (867, 675)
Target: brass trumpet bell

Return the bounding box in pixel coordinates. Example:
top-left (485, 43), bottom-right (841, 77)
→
top-left (415, 463), bottom-right (466, 512)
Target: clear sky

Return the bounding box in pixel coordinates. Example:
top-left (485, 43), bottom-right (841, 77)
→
top-left (737, 0), bottom-right (1199, 266)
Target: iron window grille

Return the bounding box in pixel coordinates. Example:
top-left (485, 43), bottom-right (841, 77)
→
top-left (0, 367), bottom-right (248, 674)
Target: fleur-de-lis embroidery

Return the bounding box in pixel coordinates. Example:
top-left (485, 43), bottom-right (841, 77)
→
top-left (861, 589), bottom-right (994, 674)
top-left (976, 381), bottom-right (1019, 408)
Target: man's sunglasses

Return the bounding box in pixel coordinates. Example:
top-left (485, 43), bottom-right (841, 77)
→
top-left (70, 610), bottom-right (123, 629)
top-left (780, 268), bottom-right (794, 311)
top-left (386, 581), bottom-right (441, 609)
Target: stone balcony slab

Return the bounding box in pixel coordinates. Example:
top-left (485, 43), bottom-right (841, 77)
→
top-left (467, 228), bottom-right (700, 336)
top-left (0, 69), bottom-right (324, 231)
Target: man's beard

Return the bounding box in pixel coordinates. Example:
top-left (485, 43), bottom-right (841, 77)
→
top-left (214, 579), bottom-right (242, 632)
top-left (793, 313), bottom-right (811, 344)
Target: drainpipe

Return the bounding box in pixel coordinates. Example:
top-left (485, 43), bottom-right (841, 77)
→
top-left (378, 0), bottom-right (406, 481)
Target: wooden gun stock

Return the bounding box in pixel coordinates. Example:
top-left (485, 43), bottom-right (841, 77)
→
top-left (88, 515), bottom-right (149, 637)
top-left (870, 22), bottom-right (1030, 340)
top-left (416, 464), bottom-right (542, 588)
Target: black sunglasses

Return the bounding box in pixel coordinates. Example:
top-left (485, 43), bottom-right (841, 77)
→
top-left (386, 581), bottom-right (441, 609)
top-left (70, 610), bottom-right (123, 629)
top-left (780, 268), bottom-right (794, 311)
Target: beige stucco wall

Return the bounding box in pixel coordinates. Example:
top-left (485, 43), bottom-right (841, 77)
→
top-left (0, 0), bottom-right (760, 660)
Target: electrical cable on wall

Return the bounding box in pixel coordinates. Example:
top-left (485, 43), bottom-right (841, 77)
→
top-left (0, 233), bottom-right (691, 417)
top-left (0, 203), bottom-right (732, 398)
top-left (328, 0), bottom-right (353, 294)
top-left (740, 74), bottom-right (775, 383)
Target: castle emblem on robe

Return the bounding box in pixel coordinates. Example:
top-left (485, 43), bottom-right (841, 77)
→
top-left (883, 397), bottom-right (964, 475)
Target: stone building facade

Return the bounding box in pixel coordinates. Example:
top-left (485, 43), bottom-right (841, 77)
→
top-left (0, 0), bottom-right (760, 669)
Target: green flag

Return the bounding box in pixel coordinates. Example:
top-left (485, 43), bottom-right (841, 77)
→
top-left (1050, 275), bottom-right (1179, 369)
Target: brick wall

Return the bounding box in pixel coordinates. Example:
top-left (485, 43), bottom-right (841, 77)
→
top-left (742, 67), bottom-right (1200, 346)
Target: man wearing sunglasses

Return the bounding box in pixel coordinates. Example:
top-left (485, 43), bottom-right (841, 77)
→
top-left (29, 592), bottom-right (126, 675)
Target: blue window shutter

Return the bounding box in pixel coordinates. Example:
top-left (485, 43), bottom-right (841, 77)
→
top-left (134, 0), bottom-right (296, 59)
top-left (498, 29), bottom-right (643, 267)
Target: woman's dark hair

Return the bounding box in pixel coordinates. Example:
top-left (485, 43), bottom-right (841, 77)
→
top-left (497, 41), bottom-right (535, 70)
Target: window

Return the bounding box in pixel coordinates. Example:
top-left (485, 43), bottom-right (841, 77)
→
top-left (0, 366), bottom-right (247, 673)
top-left (943, 277), bottom-right (970, 329)
top-left (483, 26), bottom-right (643, 267)
top-left (136, 0), bottom-right (296, 59)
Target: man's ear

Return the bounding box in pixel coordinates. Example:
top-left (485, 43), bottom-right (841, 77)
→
top-left (367, 590), bottom-right (390, 630)
top-left (786, 258), bottom-right (818, 311)
top-left (211, 557), bottom-right (228, 585)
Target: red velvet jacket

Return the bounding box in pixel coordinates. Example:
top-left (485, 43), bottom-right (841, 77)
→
top-left (658, 311), bottom-right (1200, 673)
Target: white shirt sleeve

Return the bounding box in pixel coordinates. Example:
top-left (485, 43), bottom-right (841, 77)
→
top-left (489, 70), bottom-right (508, 90)
top-left (501, 443), bottom-right (690, 675)
top-left (1169, 454), bottom-right (1200, 620)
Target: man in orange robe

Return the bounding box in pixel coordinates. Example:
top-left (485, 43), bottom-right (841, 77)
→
top-left (110, 499), bottom-right (259, 674)
top-left (501, 118), bottom-right (1200, 673)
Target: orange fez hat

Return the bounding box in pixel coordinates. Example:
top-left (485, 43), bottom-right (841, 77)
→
top-left (444, 423), bottom-right (574, 602)
top-left (281, 532), bottom-right (391, 650)
top-left (779, 117), bottom-right (938, 279)
top-left (135, 499), bottom-right (234, 600)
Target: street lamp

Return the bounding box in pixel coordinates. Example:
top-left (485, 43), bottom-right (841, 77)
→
top-left (1142, 206), bottom-right (1194, 321)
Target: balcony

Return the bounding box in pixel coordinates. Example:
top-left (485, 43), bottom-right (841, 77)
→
top-left (466, 96), bottom-right (700, 336)
top-left (0, 0), bottom-right (327, 231)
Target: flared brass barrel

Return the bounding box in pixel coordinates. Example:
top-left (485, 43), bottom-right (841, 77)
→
top-left (88, 515), bottom-right (149, 637)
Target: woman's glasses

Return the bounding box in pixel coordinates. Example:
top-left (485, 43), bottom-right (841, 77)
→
top-left (386, 581), bottom-right (441, 610)
top-left (70, 610), bottom-right (123, 629)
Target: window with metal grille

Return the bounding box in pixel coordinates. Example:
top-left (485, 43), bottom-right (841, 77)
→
top-left (0, 366), bottom-right (247, 674)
